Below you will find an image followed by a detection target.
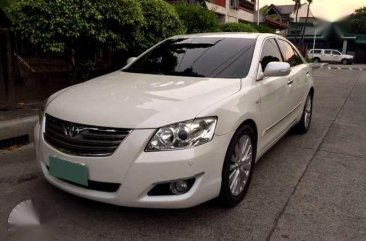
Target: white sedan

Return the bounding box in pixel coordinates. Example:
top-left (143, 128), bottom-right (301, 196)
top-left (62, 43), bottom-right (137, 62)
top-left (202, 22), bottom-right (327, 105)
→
top-left (34, 33), bottom-right (314, 208)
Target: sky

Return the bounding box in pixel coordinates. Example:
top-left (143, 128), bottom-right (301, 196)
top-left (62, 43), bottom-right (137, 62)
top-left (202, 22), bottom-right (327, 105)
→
top-left (260, 0), bottom-right (366, 21)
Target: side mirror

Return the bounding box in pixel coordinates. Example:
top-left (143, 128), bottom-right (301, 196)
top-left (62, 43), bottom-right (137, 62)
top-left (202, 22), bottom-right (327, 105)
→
top-left (126, 57), bottom-right (137, 65)
top-left (263, 62), bottom-right (291, 77)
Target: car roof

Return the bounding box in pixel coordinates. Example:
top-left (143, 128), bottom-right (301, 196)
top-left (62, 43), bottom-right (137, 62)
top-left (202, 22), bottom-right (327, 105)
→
top-left (170, 32), bottom-right (277, 40)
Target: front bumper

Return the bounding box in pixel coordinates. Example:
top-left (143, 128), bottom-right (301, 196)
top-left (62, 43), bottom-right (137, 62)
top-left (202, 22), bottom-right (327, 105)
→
top-left (34, 122), bottom-right (232, 208)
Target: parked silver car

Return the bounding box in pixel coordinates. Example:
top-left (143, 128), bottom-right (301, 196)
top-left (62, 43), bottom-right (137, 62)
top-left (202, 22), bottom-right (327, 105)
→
top-left (308, 49), bottom-right (353, 65)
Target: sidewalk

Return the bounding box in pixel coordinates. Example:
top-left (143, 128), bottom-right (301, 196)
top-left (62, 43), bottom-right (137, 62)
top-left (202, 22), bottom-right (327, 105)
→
top-left (0, 103), bottom-right (40, 144)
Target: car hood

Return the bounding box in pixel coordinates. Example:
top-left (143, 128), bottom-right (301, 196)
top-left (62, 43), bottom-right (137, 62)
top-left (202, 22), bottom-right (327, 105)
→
top-left (46, 71), bottom-right (241, 128)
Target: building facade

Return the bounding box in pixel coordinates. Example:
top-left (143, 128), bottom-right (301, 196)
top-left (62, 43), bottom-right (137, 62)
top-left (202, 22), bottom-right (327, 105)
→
top-left (168, 0), bottom-right (257, 23)
top-left (206, 0), bottom-right (257, 23)
top-left (259, 3), bottom-right (315, 35)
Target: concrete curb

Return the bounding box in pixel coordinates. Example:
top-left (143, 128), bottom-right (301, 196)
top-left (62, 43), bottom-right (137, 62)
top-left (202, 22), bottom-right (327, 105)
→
top-left (0, 115), bottom-right (38, 142)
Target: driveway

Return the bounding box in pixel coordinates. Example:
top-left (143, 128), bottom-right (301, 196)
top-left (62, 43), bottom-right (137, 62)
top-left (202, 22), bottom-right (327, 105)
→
top-left (1, 68), bottom-right (365, 241)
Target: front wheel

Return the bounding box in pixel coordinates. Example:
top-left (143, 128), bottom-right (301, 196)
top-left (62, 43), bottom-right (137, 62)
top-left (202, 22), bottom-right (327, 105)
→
top-left (341, 59), bottom-right (349, 65)
top-left (294, 93), bottom-right (313, 134)
top-left (219, 125), bottom-right (256, 207)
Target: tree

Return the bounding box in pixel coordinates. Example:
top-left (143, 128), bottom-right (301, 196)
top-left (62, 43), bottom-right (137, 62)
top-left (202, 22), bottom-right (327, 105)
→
top-left (8, 0), bottom-right (145, 79)
top-left (136, 0), bottom-right (185, 54)
top-left (346, 7), bottom-right (366, 34)
top-left (300, 0), bottom-right (313, 47)
top-left (175, 2), bottom-right (219, 34)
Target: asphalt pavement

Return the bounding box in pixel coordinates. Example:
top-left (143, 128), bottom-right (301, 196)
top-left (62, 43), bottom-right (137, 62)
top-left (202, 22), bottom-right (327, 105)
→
top-left (0, 68), bottom-right (365, 241)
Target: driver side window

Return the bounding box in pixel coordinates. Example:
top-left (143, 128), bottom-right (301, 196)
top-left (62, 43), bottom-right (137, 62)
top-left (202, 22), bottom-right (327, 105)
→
top-left (260, 39), bottom-right (283, 71)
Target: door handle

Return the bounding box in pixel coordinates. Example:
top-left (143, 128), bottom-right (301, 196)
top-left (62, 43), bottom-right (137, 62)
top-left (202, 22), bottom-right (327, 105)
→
top-left (287, 79), bottom-right (294, 86)
top-left (305, 71), bottom-right (310, 76)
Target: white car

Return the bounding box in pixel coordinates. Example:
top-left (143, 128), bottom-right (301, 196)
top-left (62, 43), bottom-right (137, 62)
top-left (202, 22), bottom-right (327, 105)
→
top-left (34, 33), bottom-right (314, 208)
top-left (308, 49), bottom-right (354, 65)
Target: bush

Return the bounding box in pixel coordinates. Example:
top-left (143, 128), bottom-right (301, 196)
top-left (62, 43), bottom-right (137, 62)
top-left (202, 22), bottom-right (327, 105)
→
top-left (220, 23), bottom-right (258, 33)
top-left (8, 0), bottom-right (145, 77)
top-left (175, 3), bottom-right (219, 34)
top-left (8, 0), bottom-right (186, 78)
top-left (137, 0), bottom-right (185, 53)
top-left (253, 24), bottom-right (275, 33)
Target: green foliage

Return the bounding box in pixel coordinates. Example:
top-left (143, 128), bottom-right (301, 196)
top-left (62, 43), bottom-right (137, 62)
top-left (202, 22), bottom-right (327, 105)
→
top-left (7, 0), bottom-right (185, 78)
top-left (137, 0), bottom-right (185, 53)
top-left (8, 0), bottom-right (144, 74)
top-left (260, 5), bottom-right (270, 15)
top-left (219, 22), bottom-right (275, 33)
top-left (0, 0), bottom-right (10, 9)
top-left (253, 24), bottom-right (275, 33)
top-left (175, 2), bottom-right (219, 34)
top-left (220, 23), bottom-right (258, 33)
top-left (347, 7), bottom-right (366, 34)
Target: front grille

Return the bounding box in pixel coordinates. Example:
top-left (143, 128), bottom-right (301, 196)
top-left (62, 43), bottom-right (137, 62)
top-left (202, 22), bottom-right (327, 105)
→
top-left (44, 114), bottom-right (132, 156)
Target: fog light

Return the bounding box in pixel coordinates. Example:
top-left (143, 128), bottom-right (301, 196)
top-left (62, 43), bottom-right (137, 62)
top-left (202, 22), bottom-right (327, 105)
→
top-left (170, 180), bottom-right (188, 195)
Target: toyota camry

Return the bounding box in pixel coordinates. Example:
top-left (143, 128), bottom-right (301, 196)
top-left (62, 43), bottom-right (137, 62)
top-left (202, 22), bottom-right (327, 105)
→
top-left (34, 33), bottom-right (314, 208)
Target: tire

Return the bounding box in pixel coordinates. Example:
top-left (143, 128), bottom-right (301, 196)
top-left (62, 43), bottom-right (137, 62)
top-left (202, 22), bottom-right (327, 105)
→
top-left (294, 93), bottom-right (313, 134)
top-left (219, 125), bottom-right (256, 207)
top-left (313, 58), bottom-right (320, 63)
top-left (341, 59), bottom-right (349, 65)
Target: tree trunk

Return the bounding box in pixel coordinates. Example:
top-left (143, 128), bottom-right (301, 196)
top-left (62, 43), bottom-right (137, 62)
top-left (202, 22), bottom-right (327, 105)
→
top-left (293, 5), bottom-right (300, 45)
top-left (300, 4), bottom-right (311, 48)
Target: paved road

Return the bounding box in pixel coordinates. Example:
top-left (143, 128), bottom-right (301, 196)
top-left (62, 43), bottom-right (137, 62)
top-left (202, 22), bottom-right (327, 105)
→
top-left (1, 68), bottom-right (366, 241)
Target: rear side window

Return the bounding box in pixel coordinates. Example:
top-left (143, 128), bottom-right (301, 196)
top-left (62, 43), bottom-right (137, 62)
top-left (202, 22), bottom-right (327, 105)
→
top-left (313, 50), bottom-right (321, 54)
top-left (260, 39), bottom-right (283, 70)
top-left (277, 40), bottom-right (303, 67)
top-left (324, 50), bottom-right (331, 55)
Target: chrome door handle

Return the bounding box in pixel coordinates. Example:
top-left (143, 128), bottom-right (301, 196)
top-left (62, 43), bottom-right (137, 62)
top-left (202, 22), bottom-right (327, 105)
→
top-left (287, 79), bottom-right (294, 86)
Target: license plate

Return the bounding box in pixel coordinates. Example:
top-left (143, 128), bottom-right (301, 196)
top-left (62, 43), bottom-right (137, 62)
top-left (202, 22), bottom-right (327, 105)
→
top-left (49, 156), bottom-right (88, 186)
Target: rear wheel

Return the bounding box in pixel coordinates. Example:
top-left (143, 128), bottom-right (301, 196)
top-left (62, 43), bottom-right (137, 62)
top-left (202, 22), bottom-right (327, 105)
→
top-left (294, 93), bottom-right (313, 134)
top-left (219, 125), bottom-right (256, 207)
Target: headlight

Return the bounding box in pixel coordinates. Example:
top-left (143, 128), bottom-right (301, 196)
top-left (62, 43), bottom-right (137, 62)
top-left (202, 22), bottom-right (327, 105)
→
top-left (39, 99), bottom-right (48, 123)
top-left (146, 117), bottom-right (217, 151)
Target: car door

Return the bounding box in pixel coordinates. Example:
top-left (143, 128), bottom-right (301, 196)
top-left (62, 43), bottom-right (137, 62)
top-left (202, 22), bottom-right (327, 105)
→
top-left (323, 50), bottom-right (332, 62)
top-left (277, 39), bottom-right (309, 123)
top-left (332, 50), bottom-right (342, 63)
top-left (256, 38), bottom-right (292, 150)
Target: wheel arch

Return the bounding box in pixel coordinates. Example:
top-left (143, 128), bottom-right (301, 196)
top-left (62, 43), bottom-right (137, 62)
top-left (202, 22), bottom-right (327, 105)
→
top-left (232, 119), bottom-right (259, 159)
top-left (309, 86), bottom-right (315, 97)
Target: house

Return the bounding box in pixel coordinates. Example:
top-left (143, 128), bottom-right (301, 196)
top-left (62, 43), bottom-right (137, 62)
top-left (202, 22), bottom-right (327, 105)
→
top-left (168, 0), bottom-right (258, 23)
top-left (259, 3), bottom-right (316, 35)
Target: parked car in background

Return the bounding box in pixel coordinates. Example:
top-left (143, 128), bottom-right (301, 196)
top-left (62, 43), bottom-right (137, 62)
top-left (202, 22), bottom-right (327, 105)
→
top-left (35, 33), bottom-right (314, 208)
top-left (308, 49), bottom-right (354, 65)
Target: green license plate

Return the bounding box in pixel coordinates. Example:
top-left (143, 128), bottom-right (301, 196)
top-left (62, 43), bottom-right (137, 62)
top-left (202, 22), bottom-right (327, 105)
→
top-left (49, 156), bottom-right (88, 186)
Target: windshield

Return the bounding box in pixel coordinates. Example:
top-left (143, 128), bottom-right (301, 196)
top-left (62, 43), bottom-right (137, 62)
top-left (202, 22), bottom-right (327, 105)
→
top-left (123, 37), bottom-right (256, 78)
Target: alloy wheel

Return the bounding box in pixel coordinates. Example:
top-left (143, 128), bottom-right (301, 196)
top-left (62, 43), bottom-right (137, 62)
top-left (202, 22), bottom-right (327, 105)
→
top-left (304, 96), bottom-right (312, 128)
top-left (229, 135), bottom-right (252, 196)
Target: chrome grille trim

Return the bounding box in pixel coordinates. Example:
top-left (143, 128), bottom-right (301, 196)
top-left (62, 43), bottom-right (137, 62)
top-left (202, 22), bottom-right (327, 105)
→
top-left (44, 114), bottom-right (132, 156)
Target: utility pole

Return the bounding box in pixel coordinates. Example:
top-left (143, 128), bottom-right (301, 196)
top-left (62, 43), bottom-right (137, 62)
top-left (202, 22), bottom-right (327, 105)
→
top-left (257, 0), bottom-right (260, 26)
